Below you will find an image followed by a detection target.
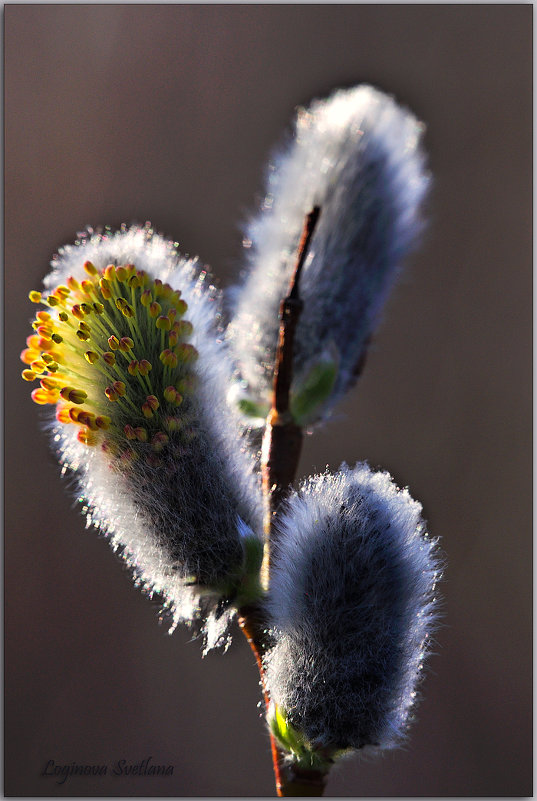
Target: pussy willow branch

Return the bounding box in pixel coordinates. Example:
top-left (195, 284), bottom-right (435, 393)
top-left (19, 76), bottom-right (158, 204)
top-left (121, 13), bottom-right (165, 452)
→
top-left (238, 207), bottom-right (328, 798)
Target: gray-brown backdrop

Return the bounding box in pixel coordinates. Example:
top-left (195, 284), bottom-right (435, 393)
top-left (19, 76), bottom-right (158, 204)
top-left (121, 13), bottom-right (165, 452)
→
top-left (5, 4), bottom-right (532, 797)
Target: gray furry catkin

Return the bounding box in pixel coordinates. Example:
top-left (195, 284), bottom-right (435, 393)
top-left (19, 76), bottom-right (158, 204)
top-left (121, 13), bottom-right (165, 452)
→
top-left (227, 85), bottom-right (429, 427)
top-left (264, 463), bottom-right (440, 753)
top-left (22, 225), bottom-right (262, 641)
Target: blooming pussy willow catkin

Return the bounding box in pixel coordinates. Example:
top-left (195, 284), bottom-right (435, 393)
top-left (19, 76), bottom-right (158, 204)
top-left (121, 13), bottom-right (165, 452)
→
top-left (21, 225), bottom-right (261, 641)
top-left (264, 464), bottom-right (440, 762)
top-left (227, 85), bottom-right (429, 427)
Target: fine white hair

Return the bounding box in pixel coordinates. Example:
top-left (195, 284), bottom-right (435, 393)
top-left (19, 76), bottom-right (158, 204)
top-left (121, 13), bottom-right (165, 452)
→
top-left (45, 224), bottom-right (262, 646)
top-left (227, 85), bottom-right (429, 425)
top-left (264, 462), bottom-right (441, 751)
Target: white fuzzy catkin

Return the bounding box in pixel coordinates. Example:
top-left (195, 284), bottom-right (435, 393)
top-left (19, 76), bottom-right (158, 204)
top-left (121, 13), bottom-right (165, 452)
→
top-left (227, 85), bottom-right (429, 424)
top-left (38, 225), bottom-right (262, 643)
top-left (264, 463), bottom-right (440, 752)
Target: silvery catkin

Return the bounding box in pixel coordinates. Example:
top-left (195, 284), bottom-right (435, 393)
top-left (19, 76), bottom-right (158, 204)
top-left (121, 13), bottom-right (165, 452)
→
top-left (227, 84), bottom-right (429, 427)
top-left (21, 224), bottom-right (261, 641)
top-left (264, 463), bottom-right (440, 754)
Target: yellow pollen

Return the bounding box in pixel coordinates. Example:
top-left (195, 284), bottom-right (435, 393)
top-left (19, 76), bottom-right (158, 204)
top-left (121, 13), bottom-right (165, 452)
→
top-left (20, 348), bottom-right (40, 365)
top-left (124, 424), bottom-right (137, 440)
top-left (149, 301), bottom-right (162, 318)
top-left (22, 369), bottom-right (36, 381)
top-left (140, 290), bottom-right (152, 307)
top-left (47, 296), bottom-right (60, 307)
top-left (79, 411), bottom-right (99, 430)
top-left (31, 360), bottom-right (47, 374)
top-left (60, 387), bottom-right (87, 404)
top-left (51, 333), bottom-right (63, 344)
top-left (77, 428), bottom-right (99, 446)
top-left (36, 326), bottom-right (53, 340)
top-left (175, 343), bottom-right (199, 363)
top-left (99, 278), bottom-right (112, 299)
top-left (76, 329), bottom-right (90, 341)
top-left (40, 376), bottom-right (60, 390)
top-left (56, 407), bottom-right (73, 424)
top-left (83, 260), bottom-right (99, 276)
top-left (36, 311), bottom-right (51, 322)
top-left (115, 266), bottom-right (128, 282)
top-left (31, 387), bottom-right (59, 405)
top-left (138, 359), bottom-right (152, 375)
top-left (56, 285), bottom-right (71, 298)
top-left (119, 337), bottom-right (134, 352)
top-left (108, 335), bottom-right (119, 350)
top-left (156, 316), bottom-right (171, 331)
top-left (160, 349), bottom-right (178, 368)
top-left (29, 290), bottom-right (42, 303)
top-left (93, 302), bottom-right (104, 314)
top-left (67, 276), bottom-right (80, 291)
top-left (58, 311), bottom-right (69, 322)
top-left (72, 305), bottom-right (84, 320)
top-left (84, 351), bottom-right (99, 364)
top-left (104, 264), bottom-right (116, 281)
top-left (81, 303), bottom-right (93, 315)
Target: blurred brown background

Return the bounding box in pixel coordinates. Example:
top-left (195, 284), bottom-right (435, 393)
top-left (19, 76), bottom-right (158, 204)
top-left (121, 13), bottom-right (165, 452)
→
top-left (5, 4), bottom-right (532, 797)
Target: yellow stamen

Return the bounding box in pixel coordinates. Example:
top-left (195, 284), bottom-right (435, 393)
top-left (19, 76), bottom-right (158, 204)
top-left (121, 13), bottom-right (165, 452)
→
top-left (31, 388), bottom-right (59, 405)
top-left (99, 278), bottom-right (112, 299)
top-left (159, 349), bottom-right (178, 368)
top-left (20, 348), bottom-right (40, 365)
top-left (156, 315), bottom-right (171, 331)
top-left (77, 428), bottom-right (99, 446)
top-left (104, 264), bottom-right (116, 281)
top-left (30, 360), bottom-right (47, 374)
top-left (22, 369), bottom-right (36, 381)
top-left (175, 343), bottom-right (199, 363)
top-left (29, 290), bottom-right (42, 303)
top-left (84, 351), bottom-right (100, 364)
top-left (118, 337), bottom-right (134, 352)
top-left (124, 424), bottom-right (137, 440)
top-left (83, 260), bottom-right (99, 276)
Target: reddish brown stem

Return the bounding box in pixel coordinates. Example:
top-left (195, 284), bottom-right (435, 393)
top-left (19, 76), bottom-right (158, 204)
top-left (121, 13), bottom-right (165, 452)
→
top-left (239, 208), bottom-right (328, 797)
